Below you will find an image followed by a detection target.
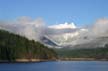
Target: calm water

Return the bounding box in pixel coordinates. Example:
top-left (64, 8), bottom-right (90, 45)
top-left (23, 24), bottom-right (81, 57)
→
top-left (0, 61), bottom-right (108, 71)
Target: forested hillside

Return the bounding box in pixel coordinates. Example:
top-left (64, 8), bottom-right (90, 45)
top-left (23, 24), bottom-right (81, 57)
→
top-left (0, 30), bottom-right (57, 62)
top-left (55, 45), bottom-right (108, 60)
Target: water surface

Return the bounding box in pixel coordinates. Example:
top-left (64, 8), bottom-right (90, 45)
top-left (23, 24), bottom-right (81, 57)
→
top-left (0, 61), bottom-right (108, 71)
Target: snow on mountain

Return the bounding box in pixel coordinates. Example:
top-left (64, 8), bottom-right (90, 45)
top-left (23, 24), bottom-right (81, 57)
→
top-left (44, 22), bottom-right (88, 47)
top-left (48, 22), bottom-right (76, 29)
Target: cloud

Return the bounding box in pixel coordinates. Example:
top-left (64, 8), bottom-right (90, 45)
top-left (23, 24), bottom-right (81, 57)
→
top-left (92, 18), bottom-right (108, 37)
top-left (0, 16), bottom-right (45, 41)
top-left (70, 18), bottom-right (108, 46)
top-left (48, 22), bottom-right (76, 29)
top-left (0, 17), bottom-right (108, 47)
top-left (45, 18), bottom-right (108, 46)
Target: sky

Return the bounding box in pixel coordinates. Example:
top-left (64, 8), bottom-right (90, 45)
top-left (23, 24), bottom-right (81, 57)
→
top-left (0, 0), bottom-right (108, 26)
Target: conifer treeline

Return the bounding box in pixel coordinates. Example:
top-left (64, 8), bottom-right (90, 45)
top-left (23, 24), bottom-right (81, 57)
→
top-left (0, 30), bottom-right (57, 61)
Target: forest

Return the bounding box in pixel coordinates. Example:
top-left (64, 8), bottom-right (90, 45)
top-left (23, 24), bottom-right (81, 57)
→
top-left (0, 29), bottom-right (57, 62)
top-left (55, 45), bottom-right (108, 60)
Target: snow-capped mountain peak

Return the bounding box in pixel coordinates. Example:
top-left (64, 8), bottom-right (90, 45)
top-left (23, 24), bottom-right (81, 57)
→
top-left (48, 22), bottom-right (76, 29)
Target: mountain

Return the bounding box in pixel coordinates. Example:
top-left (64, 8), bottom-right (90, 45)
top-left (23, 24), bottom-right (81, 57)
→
top-left (41, 22), bottom-right (108, 49)
top-left (0, 29), bottom-right (57, 62)
top-left (1, 21), bottom-right (108, 49)
top-left (40, 36), bottom-right (58, 47)
top-left (41, 32), bottom-right (108, 49)
top-left (48, 22), bottom-right (76, 29)
top-left (63, 37), bottom-right (108, 49)
top-left (41, 22), bottom-right (88, 47)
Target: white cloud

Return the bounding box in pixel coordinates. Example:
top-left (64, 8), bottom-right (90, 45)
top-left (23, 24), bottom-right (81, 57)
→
top-left (45, 18), bottom-right (108, 46)
top-left (48, 22), bottom-right (76, 29)
top-left (92, 18), bottom-right (108, 37)
top-left (0, 17), bottom-right (108, 47)
top-left (0, 16), bottom-right (45, 41)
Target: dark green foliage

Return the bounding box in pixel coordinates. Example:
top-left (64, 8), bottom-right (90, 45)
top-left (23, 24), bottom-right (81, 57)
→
top-left (0, 30), bottom-right (57, 61)
top-left (55, 45), bottom-right (108, 59)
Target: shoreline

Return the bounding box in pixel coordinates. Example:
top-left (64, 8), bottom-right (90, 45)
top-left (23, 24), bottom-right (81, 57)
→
top-left (0, 58), bottom-right (108, 63)
top-left (0, 59), bottom-right (57, 63)
top-left (58, 58), bottom-right (108, 61)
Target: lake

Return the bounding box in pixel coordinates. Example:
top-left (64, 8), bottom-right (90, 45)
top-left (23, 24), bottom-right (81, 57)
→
top-left (0, 61), bottom-right (108, 71)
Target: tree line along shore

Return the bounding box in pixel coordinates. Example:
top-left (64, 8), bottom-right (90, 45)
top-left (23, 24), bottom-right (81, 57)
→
top-left (0, 29), bottom-right (57, 62)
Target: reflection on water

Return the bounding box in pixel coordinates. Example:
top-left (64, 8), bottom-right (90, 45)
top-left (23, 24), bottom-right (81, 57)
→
top-left (0, 61), bottom-right (108, 71)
